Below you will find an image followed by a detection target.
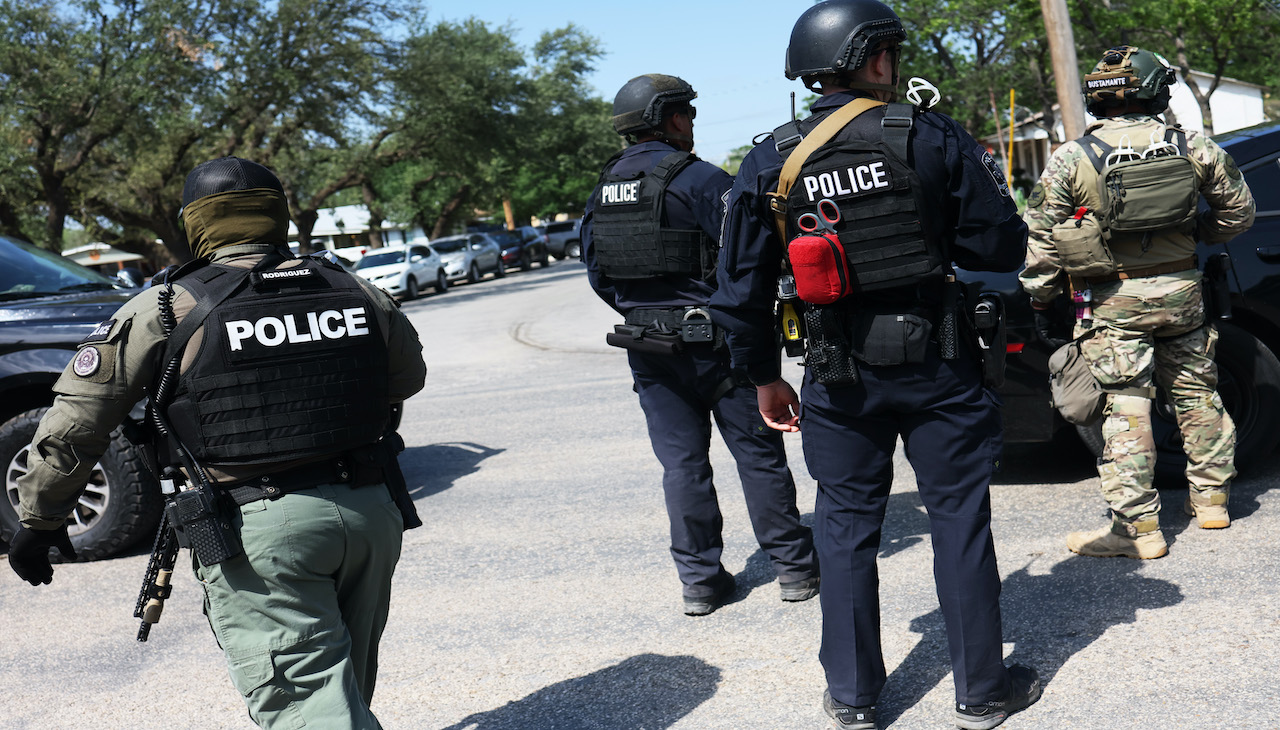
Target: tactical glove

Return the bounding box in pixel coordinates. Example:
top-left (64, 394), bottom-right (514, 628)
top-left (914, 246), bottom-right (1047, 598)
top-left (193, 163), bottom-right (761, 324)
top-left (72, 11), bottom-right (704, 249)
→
top-left (8, 526), bottom-right (77, 586)
top-left (1034, 310), bottom-right (1070, 350)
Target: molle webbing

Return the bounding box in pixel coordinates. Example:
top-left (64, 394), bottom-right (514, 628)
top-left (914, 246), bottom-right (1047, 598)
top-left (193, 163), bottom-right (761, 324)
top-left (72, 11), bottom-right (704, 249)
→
top-left (592, 151), bottom-right (715, 279)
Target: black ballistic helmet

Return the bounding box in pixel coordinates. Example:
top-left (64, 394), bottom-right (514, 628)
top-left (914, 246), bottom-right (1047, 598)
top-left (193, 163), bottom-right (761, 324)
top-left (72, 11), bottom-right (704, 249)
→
top-left (181, 156), bottom-right (284, 210)
top-left (785, 0), bottom-right (906, 81)
top-left (611, 74), bottom-right (697, 137)
top-left (1083, 45), bottom-right (1177, 116)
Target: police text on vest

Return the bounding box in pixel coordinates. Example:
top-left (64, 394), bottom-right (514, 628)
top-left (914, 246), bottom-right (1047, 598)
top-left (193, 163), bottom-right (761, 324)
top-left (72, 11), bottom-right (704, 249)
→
top-left (802, 161), bottom-right (890, 202)
top-left (600, 180), bottom-right (641, 206)
top-left (225, 307), bottom-right (370, 351)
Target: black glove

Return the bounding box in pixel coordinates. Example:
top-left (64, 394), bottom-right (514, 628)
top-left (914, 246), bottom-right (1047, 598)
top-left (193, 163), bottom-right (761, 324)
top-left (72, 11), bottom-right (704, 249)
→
top-left (1034, 309), bottom-right (1070, 350)
top-left (8, 526), bottom-right (77, 586)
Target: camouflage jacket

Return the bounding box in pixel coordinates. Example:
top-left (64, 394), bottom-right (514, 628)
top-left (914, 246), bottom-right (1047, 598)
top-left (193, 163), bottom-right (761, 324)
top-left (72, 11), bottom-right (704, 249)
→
top-left (1020, 115), bottom-right (1255, 303)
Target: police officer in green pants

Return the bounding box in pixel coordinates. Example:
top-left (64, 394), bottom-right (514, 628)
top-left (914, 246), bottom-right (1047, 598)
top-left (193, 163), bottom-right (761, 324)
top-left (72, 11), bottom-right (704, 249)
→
top-left (8, 157), bottom-right (427, 729)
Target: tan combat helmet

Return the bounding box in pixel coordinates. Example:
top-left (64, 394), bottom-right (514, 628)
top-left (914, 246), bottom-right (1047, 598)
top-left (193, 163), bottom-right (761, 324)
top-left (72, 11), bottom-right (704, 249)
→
top-left (1083, 45), bottom-right (1177, 115)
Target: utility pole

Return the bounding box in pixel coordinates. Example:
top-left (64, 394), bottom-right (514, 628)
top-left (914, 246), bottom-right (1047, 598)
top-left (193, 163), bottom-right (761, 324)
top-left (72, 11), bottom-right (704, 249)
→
top-left (1041, 0), bottom-right (1087, 141)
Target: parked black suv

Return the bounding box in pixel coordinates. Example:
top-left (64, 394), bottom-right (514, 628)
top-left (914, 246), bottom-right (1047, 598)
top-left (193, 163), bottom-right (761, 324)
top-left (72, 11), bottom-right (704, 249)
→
top-left (0, 236), bottom-right (161, 559)
top-left (960, 121), bottom-right (1280, 477)
top-left (491, 226), bottom-right (550, 271)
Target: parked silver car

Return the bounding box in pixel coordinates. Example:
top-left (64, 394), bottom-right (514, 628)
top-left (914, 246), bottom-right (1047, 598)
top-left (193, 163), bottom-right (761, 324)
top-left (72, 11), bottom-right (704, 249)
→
top-left (430, 233), bottom-right (505, 284)
top-left (545, 218), bottom-right (582, 260)
top-left (354, 243), bottom-right (447, 300)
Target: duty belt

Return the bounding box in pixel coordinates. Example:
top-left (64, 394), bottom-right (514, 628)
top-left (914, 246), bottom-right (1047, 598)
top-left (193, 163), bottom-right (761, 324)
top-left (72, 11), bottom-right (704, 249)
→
top-left (1086, 256), bottom-right (1196, 284)
top-left (221, 454), bottom-right (385, 506)
top-left (624, 307), bottom-right (716, 343)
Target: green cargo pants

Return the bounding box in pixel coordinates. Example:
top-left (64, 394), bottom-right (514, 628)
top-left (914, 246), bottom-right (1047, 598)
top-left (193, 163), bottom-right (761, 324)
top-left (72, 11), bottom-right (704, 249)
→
top-left (195, 481), bottom-right (403, 729)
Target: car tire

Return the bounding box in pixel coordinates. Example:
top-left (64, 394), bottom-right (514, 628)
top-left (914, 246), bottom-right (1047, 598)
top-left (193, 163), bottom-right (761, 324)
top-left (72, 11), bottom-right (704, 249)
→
top-left (468, 262), bottom-right (482, 284)
top-left (435, 269), bottom-right (449, 293)
top-left (0, 408), bottom-right (162, 561)
top-left (1075, 321), bottom-right (1280, 478)
top-left (538, 249), bottom-right (549, 267)
top-left (404, 276), bottom-right (419, 301)
top-left (565, 241), bottom-right (581, 260)
top-left (494, 262), bottom-right (506, 278)
top-left (520, 252), bottom-right (533, 272)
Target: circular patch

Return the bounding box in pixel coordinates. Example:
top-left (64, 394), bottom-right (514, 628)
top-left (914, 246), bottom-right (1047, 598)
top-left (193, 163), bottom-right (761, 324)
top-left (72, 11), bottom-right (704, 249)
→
top-left (1028, 182), bottom-right (1046, 209)
top-left (72, 346), bottom-right (101, 377)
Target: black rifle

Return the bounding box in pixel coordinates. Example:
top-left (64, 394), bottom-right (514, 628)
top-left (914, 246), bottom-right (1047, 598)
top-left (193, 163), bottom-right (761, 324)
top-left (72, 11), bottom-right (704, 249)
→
top-left (134, 506), bottom-right (178, 642)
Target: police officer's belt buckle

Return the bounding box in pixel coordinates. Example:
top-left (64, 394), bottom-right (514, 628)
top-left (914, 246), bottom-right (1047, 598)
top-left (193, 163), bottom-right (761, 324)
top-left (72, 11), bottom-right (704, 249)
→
top-left (681, 307), bottom-right (714, 343)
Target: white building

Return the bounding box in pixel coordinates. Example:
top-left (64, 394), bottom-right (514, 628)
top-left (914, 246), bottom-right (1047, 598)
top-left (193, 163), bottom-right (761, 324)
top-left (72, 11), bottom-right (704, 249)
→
top-left (287, 204), bottom-right (430, 254)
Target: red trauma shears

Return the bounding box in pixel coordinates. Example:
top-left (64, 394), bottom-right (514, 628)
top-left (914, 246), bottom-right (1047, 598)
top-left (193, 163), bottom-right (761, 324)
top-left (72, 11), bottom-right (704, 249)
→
top-left (797, 198), bottom-right (841, 234)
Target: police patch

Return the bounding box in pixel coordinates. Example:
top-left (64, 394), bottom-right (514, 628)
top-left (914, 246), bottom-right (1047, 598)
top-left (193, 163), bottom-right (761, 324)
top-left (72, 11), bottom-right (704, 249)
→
top-left (72, 346), bottom-right (102, 377)
top-left (981, 151), bottom-right (1011, 197)
top-left (599, 180), bottom-right (642, 206)
top-left (82, 319), bottom-right (116, 344)
top-left (1028, 182), bottom-right (1046, 209)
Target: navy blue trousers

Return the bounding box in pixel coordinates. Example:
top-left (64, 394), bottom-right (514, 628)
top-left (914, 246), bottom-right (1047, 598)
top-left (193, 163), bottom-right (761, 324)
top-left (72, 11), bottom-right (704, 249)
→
top-left (630, 345), bottom-right (817, 598)
top-left (801, 349), bottom-right (1009, 707)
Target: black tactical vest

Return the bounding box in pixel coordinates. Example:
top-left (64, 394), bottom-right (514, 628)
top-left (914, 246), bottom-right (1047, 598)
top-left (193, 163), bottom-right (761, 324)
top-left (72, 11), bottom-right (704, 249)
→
top-left (163, 256), bottom-right (390, 465)
top-left (590, 150), bottom-right (716, 280)
top-left (778, 104), bottom-right (946, 292)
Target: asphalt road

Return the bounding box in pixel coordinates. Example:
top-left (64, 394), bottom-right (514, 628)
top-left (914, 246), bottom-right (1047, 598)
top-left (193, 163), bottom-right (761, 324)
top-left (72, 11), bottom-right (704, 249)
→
top-left (3, 259), bottom-right (1279, 729)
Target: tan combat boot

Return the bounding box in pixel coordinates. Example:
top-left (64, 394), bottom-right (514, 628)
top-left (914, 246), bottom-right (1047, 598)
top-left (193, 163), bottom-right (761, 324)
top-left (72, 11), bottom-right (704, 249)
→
top-left (1184, 489), bottom-right (1230, 529)
top-left (1066, 525), bottom-right (1168, 559)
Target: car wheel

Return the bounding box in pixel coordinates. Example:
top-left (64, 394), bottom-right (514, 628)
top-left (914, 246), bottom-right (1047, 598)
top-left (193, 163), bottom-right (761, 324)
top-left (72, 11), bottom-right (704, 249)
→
top-left (404, 276), bottom-right (419, 301)
top-left (565, 240), bottom-right (582, 259)
top-left (538, 248), bottom-right (549, 267)
top-left (1074, 322), bottom-right (1280, 478)
top-left (494, 261), bottom-right (506, 278)
top-left (468, 262), bottom-right (482, 284)
top-left (0, 408), bottom-right (162, 560)
top-left (520, 252), bottom-right (533, 272)
top-left (435, 269), bottom-right (449, 293)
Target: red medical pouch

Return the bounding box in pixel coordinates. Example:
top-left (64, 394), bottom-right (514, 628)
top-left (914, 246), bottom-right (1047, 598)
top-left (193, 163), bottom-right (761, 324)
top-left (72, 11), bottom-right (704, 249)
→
top-left (788, 233), bottom-right (852, 304)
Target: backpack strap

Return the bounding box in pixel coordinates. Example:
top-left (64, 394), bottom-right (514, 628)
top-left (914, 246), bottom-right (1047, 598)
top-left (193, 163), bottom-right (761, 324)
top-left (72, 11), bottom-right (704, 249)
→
top-left (1079, 135), bottom-right (1113, 174)
top-left (880, 102), bottom-right (915, 161)
top-left (650, 151), bottom-right (696, 185)
top-left (766, 97), bottom-right (886, 241)
top-left (1165, 126), bottom-right (1188, 155)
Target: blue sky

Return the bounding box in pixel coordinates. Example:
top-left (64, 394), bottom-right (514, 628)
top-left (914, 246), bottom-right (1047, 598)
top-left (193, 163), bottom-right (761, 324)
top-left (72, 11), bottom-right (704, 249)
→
top-left (425, 1), bottom-right (818, 166)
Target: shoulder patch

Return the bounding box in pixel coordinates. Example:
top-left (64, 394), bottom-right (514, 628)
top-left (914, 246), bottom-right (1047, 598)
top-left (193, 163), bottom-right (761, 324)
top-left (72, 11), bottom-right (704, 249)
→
top-left (82, 319), bottom-right (117, 344)
top-left (1224, 155), bottom-right (1242, 180)
top-left (1028, 182), bottom-right (1046, 209)
top-left (980, 151), bottom-right (1012, 197)
top-left (72, 346), bottom-right (102, 377)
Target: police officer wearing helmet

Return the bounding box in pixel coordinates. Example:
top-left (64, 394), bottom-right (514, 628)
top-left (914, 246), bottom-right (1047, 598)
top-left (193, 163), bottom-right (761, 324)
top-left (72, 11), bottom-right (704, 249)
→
top-left (583, 74), bottom-right (819, 616)
top-left (1021, 46), bottom-right (1254, 558)
top-left (709, 1), bottom-right (1040, 727)
top-left (9, 157), bottom-right (427, 729)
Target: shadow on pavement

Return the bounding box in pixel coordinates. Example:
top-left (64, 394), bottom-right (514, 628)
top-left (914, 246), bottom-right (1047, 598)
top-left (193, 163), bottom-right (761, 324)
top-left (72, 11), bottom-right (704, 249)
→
top-left (875, 554), bottom-right (1181, 725)
top-left (401, 442), bottom-right (504, 500)
top-left (436, 653), bottom-right (720, 730)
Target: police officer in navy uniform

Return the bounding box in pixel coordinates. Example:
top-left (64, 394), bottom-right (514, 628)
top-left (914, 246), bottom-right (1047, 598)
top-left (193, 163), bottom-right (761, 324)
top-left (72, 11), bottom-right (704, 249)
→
top-left (10, 157), bottom-right (426, 729)
top-left (584, 74), bottom-right (819, 616)
top-left (709, 2), bottom-right (1040, 727)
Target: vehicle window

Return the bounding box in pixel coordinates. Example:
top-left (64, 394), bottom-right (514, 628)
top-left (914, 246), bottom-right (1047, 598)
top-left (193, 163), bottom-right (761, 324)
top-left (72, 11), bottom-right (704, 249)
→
top-left (546, 222), bottom-right (575, 233)
top-left (490, 232), bottom-right (520, 246)
top-left (410, 246), bottom-right (430, 259)
top-left (431, 239), bottom-right (466, 253)
top-left (1244, 157), bottom-right (1279, 212)
top-left (0, 235), bottom-right (119, 297)
top-left (356, 250), bottom-right (405, 269)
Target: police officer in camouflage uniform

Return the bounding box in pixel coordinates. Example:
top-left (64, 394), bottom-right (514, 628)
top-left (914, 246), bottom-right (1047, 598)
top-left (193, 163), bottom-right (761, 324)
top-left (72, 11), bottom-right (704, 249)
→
top-left (9, 157), bottom-right (427, 729)
top-left (1021, 46), bottom-right (1255, 559)
top-left (711, 2), bottom-right (1041, 727)
top-left (584, 74), bottom-right (819, 616)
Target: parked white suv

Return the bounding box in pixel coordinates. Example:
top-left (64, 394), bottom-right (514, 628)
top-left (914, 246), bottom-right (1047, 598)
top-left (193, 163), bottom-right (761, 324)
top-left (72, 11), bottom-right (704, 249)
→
top-left (354, 243), bottom-right (448, 300)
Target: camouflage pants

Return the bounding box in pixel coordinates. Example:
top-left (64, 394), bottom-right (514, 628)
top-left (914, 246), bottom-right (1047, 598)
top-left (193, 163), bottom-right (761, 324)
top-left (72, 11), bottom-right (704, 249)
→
top-left (1077, 271), bottom-right (1236, 534)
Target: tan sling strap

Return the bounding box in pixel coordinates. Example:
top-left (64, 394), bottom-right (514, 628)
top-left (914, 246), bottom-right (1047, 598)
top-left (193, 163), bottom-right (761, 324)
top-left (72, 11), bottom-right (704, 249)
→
top-left (765, 97), bottom-right (887, 241)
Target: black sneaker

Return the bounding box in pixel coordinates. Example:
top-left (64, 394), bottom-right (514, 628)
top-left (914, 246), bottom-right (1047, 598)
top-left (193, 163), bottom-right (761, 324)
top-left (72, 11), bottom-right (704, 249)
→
top-left (780, 574), bottom-right (821, 602)
top-left (682, 572), bottom-right (735, 616)
top-left (823, 689), bottom-right (876, 729)
top-left (954, 664), bottom-right (1042, 729)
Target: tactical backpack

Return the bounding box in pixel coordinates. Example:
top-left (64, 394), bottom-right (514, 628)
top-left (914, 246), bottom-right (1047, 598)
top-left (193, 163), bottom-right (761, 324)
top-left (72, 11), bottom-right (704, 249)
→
top-left (1082, 126), bottom-right (1200, 235)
